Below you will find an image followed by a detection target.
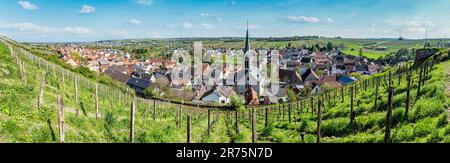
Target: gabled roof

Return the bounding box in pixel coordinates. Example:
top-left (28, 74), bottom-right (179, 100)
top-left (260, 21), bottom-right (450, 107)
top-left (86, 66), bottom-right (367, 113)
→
top-left (105, 65), bottom-right (127, 74)
top-left (279, 69), bottom-right (303, 84)
top-left (201, 85), bottom-right (235, 99)
top-left (302, 68), bottom-right (319, 81)
top-left (104, 70), bottom-right (130, 83)
top-left (126, 78), bottom-right (151, 89)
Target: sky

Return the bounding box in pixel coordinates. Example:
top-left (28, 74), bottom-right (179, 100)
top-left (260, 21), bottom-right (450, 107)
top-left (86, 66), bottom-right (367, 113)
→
top-left (1, 0), bottom-right (450, 42)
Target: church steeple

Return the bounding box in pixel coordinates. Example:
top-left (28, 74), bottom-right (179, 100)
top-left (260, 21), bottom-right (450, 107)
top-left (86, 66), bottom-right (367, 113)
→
top-left (244, 20), bottom-right (250, 54)
top-left (244, 20), bottom-right (250, 90)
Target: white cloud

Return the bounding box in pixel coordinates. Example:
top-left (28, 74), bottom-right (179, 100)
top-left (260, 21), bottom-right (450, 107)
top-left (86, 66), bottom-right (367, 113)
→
top-left (182, 22), bottom-right (194, 29)
top-left (0, 22), bottom-right (94, 35)
top-left (17, 1), bottom-right (39, 10)
top-left (129, 19), bottom-right (141, 26)
top-left (388, 20), bottom-right (436, 33)
top-left (234, 24), bottom-right (263, 30)
top-left (1, 22), bottom-right (52, 33)
top-left (283, 16), bottom-right (320, 23)
top-left (62, 27), bottom-right (94, 34)
top-left (327, 17), bottom-right (333, 23)
top-left (79, 5), bottom-right (95, 14)
top-left (200, 13), bottom-right (223, 21)
top-left (200, 23), bottom-right (215, 30)
top-left (136, 0), bottom-right (154, 6)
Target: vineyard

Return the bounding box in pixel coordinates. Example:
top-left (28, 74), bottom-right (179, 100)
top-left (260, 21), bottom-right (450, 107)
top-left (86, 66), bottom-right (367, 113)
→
top-left (0, 37), bottom-right (449, 143)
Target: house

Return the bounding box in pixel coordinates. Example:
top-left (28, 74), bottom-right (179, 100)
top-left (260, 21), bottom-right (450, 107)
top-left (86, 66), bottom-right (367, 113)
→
top-left (368, 64), bottom-right (380, 74)
top-left (103, 65), bottom-right (130, 83)
top-left (170, 78), bottom-right (192, 90)
top-left (105, 65), bottom-right (127, 74)
top-left (302, 68), bottom-right (320, 83)
top-left (126, 78), bottom-right (151, 95)
top-left (147, 58), bottom-right (177, 69)
top-left (279, 69), bottom-right (303, 86)
top-left (311, 83), bottom-right (322, 95)
top-left (200, 85), bottom-right (235, 104)
top-left (338, 75), bottom-right (357, 85)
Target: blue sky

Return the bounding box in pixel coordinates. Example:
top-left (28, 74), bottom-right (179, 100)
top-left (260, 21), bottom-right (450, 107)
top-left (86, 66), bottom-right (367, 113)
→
top-left (1, 0), bottom-right (449, 42)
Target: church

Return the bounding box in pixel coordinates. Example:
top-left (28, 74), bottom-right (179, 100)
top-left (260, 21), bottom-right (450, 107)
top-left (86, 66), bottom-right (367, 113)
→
top-left (233, 22), bottom-right (267, 105)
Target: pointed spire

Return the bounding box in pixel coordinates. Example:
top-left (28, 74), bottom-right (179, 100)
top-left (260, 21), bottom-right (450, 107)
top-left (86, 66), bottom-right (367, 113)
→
top-left (244, 20), bottom-right (250, 54)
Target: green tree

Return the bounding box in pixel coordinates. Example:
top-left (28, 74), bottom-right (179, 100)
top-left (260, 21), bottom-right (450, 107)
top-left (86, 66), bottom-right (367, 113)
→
top-left (326, 42), bottom-right (333, 51)
top-left (287, 88), bottom-right (297, 102)
top-left (358, 48), bottom-right (363, 57)
top-left (144, 86), bottom-right (159, 97)
top-left (230, 94), bottom-right (245, 110)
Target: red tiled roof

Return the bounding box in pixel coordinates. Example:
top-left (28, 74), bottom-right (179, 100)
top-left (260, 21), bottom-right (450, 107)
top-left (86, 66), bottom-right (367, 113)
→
top-left (246, 87), bottom-right (260, 105)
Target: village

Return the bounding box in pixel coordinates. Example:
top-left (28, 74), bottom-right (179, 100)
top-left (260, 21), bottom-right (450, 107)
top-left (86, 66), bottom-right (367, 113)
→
top-left (52, 28), bottom-right (382, 106)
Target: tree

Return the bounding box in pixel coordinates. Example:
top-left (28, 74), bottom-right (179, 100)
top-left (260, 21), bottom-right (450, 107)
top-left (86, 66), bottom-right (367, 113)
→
top-left (287, 88), bottom-right (297, 102)
top-left (358, 48), bottom-right (364, 57)
top-left (326, 42), bottom-right (333, 51)
top-left (230, 94), bottom-right (245, 110)
top-left (144, 86), bottom-right (159, 97)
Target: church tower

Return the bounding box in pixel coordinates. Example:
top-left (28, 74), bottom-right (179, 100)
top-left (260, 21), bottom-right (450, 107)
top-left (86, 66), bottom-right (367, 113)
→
top-left (244, 20), bottom-right (250, 90)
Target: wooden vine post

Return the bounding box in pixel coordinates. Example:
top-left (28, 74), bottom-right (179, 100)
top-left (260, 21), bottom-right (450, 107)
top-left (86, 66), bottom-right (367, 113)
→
top-left (350, 84), bottom-right (355, 123)
top-left (74, 77), bottom-right (78, 104)
top-left (187, 113), bottom-right (191, 143)
top-left (374, 77), bottom-right (380, 108)
top-left (341, 87), bottom-right (344, 102)
top-left (235, 109), bottom-right (240, 134)
top-left (405, 64), bottom-right (411, 117)
top-left (288, 103), bottom-right (292, 124)
top-left (153, 100), bottom-right (156, 121)
top-left (310, 97), bottom-right (314, 116)
top-left (417, 63), bottom-right (423, 98)
top-left (265, 107), bottom-right (269, 128)
top-left (252, 107), bottom-right (257, 143)
top-left (38, 72), bottom-right (46, 110)
top-left (316, 99), bottom-right (322, 144)
top-left (61, 69), bottom-right (65, 89)
top-left (95, 84), bottom-right (99, 119)
top-left (178, 106), bottom-right (182, 129)
top-left (207, 109), bottom-right (211, 136)
top-left (384, 71), bottom-right (394, 143)
top-left (130, 97), bottom-right (136, 143)
top-left (57, 94), bottom-right (65, 143)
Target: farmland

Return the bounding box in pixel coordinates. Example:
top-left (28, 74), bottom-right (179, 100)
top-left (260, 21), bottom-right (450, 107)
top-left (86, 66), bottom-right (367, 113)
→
top-left (113, 37), bottom-right (447, 60)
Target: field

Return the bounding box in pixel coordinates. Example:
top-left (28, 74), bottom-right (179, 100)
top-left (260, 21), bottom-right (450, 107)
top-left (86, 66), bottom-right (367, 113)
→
top-left (1, 38), bottom-right (449, 143)
top-left (121, 37), bottom-right (446, 60)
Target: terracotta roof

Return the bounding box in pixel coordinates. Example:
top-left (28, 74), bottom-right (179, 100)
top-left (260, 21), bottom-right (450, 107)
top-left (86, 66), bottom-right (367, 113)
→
top-left (246, 87), bottom-right (260, 105)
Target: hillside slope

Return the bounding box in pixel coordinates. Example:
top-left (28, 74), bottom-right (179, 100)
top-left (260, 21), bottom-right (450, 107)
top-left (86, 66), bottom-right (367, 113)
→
top-left (0, 39), bottom-right (449, 143)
